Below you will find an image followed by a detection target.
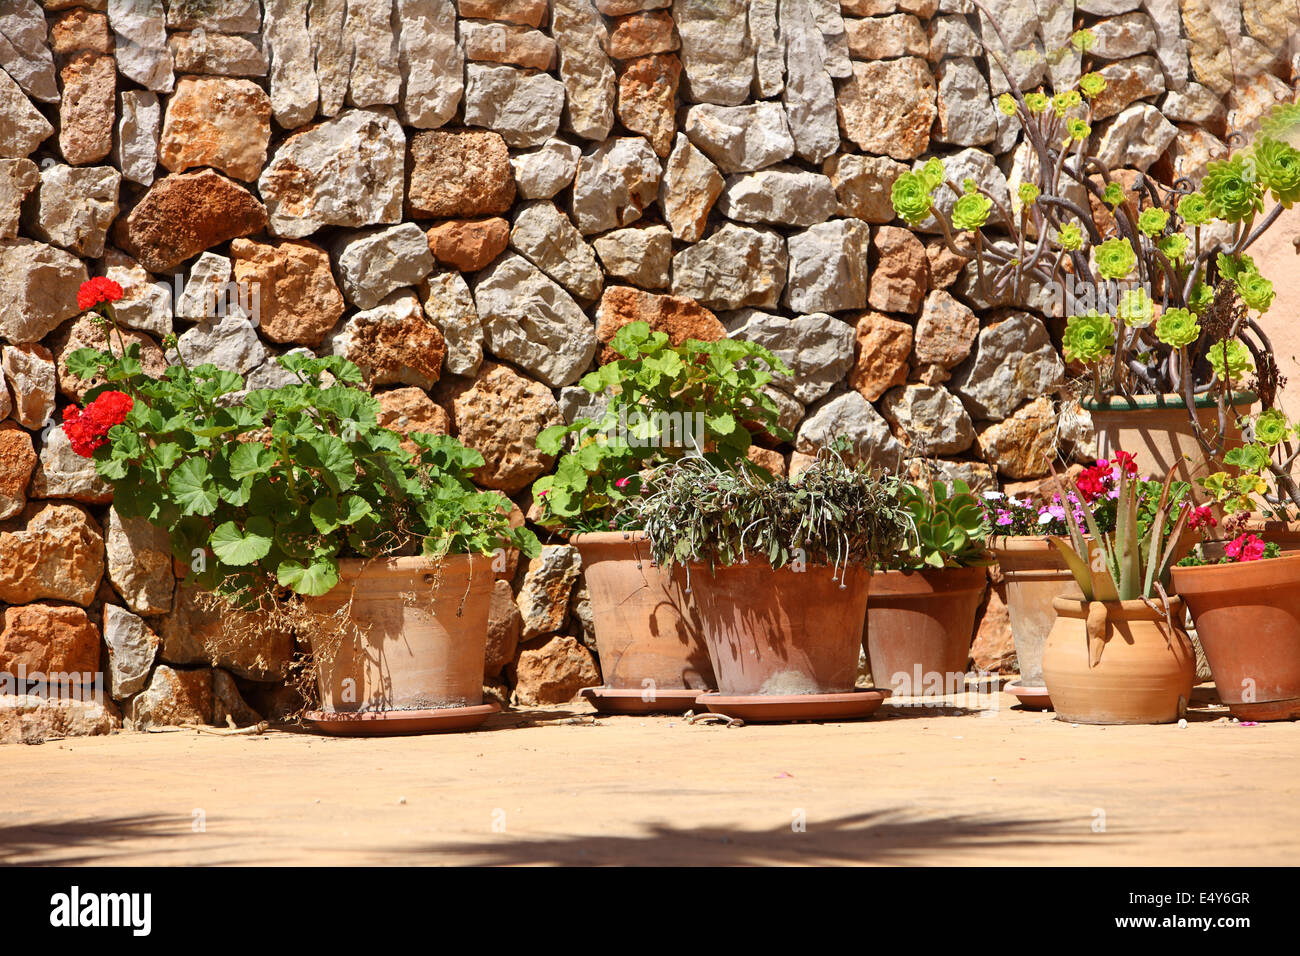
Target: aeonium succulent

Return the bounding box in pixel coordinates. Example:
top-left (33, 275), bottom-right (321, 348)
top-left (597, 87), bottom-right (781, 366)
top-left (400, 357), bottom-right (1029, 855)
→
top-left (1094, 237), bottom-right (1137, 281)
top-left (1062, 311), bottom-right (1116, 364)
top-left (951, 184), bottom-right (993, 232)
top-left (1201, 154), bottom-right (1265, 222)
top-left (1154, 308), bottom-right (1200, 349)
top-left (891, 170), bottom-right (935, 225)
top-left (1206, 338), bottom-right (1254, 382)
top-left (1253, 136), bottom-right (1300, 207)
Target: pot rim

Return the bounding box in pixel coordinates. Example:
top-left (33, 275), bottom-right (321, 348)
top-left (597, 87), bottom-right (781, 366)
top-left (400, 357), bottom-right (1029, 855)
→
top-left (1081, 390), bottom-right (1256, 411)
top-left (1171, 550), bottom-right (1300, 585)
top-left (332, 552), bottom-right (483, 572)
top-left (1052, 592), bottom-right (1184, 619)
top-left (569, 530), bottom-right (650, 546)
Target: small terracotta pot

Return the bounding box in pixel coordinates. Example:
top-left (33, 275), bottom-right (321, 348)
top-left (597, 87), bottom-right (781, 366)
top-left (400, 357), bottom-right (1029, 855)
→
top-left (1084, 391), bottom-right (1254, 504)
top-left (687, 559), bottom-right (870, 696)
top-left (1042, 593), bottom-right (1195, 725)
top-left (864, 565), bottom-right (987, 695)
top-left (303, 554), bottom-right (492, 713)
top-left (1241, 520), bottom-right (1300, 554)
top-left (572, 531), bottom-right (714, 692)
top-left (1171, 554), bottom-right (1300, 720)
top-left (989, 537), bottom-right (1074, 686)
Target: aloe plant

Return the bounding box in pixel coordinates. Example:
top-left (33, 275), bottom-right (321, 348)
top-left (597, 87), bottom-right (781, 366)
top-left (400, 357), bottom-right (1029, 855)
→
top-left (1049, 466), bottom-right (1189, 602)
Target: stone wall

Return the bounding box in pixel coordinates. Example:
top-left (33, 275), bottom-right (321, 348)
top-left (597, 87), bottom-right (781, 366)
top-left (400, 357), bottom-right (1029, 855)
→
top-left (0, 0), bottom-right (1297, 739)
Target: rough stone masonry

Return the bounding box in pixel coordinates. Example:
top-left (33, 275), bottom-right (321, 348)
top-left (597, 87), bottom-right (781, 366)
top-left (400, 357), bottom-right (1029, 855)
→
top-left (0, 0), bottom-right (1296, 739)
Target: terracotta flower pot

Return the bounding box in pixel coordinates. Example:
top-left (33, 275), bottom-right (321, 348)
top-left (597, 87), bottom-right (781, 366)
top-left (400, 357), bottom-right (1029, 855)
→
top-left (1042, 593), bottom-right (1195, 725)
top-left (687, 559), bottom-right (870, 696)
top-left (1084, 391), bottom-right (1254, 503)
top-left (1241, 520), bottom-right (1300, 553)
top-left (989, 537), bottom-right (1074, 687)
top-left (1171, 554), bottom-right (1300, 720)
top-left (863, 565), bottom-right (987, 695)
top-left (571, 531), bottom-right (714, 692)
top-left (302, 554), bottom-right (494, 728)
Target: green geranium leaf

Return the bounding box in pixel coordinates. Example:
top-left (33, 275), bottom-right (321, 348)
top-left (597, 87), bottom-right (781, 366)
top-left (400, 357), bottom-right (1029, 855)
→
top-left (209, 518), bottom-right (274, 566)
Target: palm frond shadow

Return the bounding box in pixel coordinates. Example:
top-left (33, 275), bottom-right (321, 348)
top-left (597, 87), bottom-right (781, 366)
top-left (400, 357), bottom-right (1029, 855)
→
top-left (400, 808), bottom-right (1103, 865)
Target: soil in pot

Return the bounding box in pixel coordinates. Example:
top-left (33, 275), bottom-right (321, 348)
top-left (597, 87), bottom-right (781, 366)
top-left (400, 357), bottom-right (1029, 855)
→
top-left (1172, 554), bottom-right (1300, 721)
top-left (687, 559), bottom-right (870, 697)
top-left (572, 532), bottom-right (714, 714)
top-left (302, 554), bottom-right (496, 733)
top-left (1042, 593), bottom-right (1195, 725)
top-left (989, 537), bottom-right (1074, 687)
top-left (864, 565), bottom-right (987, 696)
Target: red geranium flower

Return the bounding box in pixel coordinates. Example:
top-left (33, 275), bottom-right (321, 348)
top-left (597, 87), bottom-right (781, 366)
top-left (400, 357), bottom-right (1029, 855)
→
top-left (1075, 462), bottom-right (1112, 502)
top-left (63, 390), bottom-right (133, 457)
top-left (1188, 506), bottom-right (1216, 530)
top-left (1113, 450), bottom-right (1138, 475)
top-left (77, 277), bottom-right (124, 312)
top-left (1224, 533), bottom-right (1266, 562)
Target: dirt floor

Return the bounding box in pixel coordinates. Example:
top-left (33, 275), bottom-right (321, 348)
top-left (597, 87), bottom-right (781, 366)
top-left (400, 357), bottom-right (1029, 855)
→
top-left (2, 685), bottom-right (1297, 866)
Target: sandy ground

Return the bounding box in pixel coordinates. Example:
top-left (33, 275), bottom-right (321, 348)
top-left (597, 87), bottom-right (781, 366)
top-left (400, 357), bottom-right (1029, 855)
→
top-left (2, 685), bottom-right (1297, 866)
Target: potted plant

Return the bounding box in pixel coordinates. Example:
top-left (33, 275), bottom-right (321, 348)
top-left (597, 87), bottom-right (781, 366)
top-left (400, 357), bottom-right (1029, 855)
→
top-left (865, 480), bottom-right (991, 698)
top-left (980, 452), bottom-right (1192, 708)
top-left (628, 446), bottom-right (911, 722)
top-left (1171, 475), bottom-right (1300, 720)
top-left (532, 320), bottom-right (791, 714)
top-left (65, 280), bottom-right (539, 735)
top-left (1041, 466), bottom-right (1195, 724)
top-left (890, 17), bottom-right (1300, 493)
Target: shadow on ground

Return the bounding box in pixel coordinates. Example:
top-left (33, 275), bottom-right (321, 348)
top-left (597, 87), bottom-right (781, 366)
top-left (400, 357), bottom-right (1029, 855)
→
top-left (0, 814), bottom-right (191, 865)
top-left (397, 808), bottom-right (1101, 866)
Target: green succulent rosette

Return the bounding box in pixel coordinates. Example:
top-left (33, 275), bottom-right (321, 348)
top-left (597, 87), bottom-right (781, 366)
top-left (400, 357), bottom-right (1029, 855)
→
top-left (1217, 252), bottom-right (1255, 284)
top-left (1188, 281), bottom-right (1214, 315)
top-left (891, 171), bottom-right (934, 225)
top-left (1101, 182), bottom-right (1126, 208)
top-left (951, 185), bottom-right (993, 232)
top-left (997, 93), bottom-right (1017, 116)
top-left (1018, 183), bottom-right (1040, 206)
top-left (1254, 408), bottom-right (1290, 446)
top-left (1066, 117), bottom-right (1091, 142)
top-left (1254, 137), bottom-right (1300, 207)
top-left (1260, 103), bottom-right (1300, 143)
top-left (1095, 237), bottom-right (1136, 280)
top-left (1236, 270), bottom-right (1276, 313)
top-left (1024, 92), bottom-right (1050, 114)
top-left (1156, 232), bottom-right (1189, 265)
top-left (1154, 307), bottom-right (1200, 348)
top-left (1052, 90), bottom-right (1081, 117)
top-left (1207, 338), bottom-right (1254, 381)
top-left (1177, 191), bottom-right (1214, 226)
top-left (1137, 207), bottom-right (1169, 238)
top-left (1078, 72), bottom-right (1106, 98)
top-left (919, 157), bottom-right (946, 191)
top-left (1071, 28), bottom-right (1095, 52)
top-left (1062, 310), bottom-right (1116, 364)
top-left (1116, 288), bottom-right (1154, 328)
top-left (1057, 223), bottom-right (1084, 251)
top-left (1202, 155), bottom-right (1265, 222)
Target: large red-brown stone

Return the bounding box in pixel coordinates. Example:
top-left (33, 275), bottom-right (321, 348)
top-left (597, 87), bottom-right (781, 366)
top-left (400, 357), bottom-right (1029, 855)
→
top-left (58, 51), bottom-right (114, 165)
top-left (0, 603), bottom-right (100, 678)
top-left (376, 386), bottom-right (451, 454)
top-left (511, 634), bottom-right (601, 705)
top-left (229, 238), bottom-right (344, 347)
top-left (437, 362), bottom-right (562, 493)
top-left (0, 502), bottom-right (104, 607)
top-left (115, 169), bottom-right (268, 273)
top-left (869, 226), bottom-right (929, 315)
top-left (608, 11), bottom-right (679, 59)
top-left (407, 130), bottom-right (516, 219)
top-left (594, 285), bottom-right (723, 362)
top-left (0, 424), bottom-right (37, 521)
top-left (426, 218), bottom-right (510, 272)
top-left (848, 312), bottom-right (912, 402)
top-left (617, 54), bottom-right (680, 158)
top-left (158, 76), bottom-right (272, 182)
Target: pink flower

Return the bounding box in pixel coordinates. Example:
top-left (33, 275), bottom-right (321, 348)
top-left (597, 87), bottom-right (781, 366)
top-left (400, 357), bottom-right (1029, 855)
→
top-left (614, 477), bottom-right (631, 488)
top-left (1224, 533), bottom-right (1266, 562)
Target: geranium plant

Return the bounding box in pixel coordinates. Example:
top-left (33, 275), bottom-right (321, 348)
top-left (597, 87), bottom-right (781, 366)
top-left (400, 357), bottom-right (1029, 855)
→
top-left (982, 452), bottom-right (1190, 539)
top-left (65, 280), bottom-right (539, 607)
top-left (532, 320), bottom-right (791, 532)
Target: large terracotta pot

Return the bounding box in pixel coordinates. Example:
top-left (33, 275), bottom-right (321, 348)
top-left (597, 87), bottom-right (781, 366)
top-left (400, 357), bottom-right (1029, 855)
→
top-left (989, 537), bottom-right (1074, 686)
top-left (303, 554), bottom-right (492, 713)
top-left (1171, 554), bottom-right (1300, 720)
top-left (1042, 593), bottom-right (1195, 724)
top-left (1084, 391), bottom-right (1254, 502)
top-left (864, 565), bottom-right (987, 695)
top-left (687, 559), bottom-right (870, 696)
top-left (571, 532), bottom-right (713, 691)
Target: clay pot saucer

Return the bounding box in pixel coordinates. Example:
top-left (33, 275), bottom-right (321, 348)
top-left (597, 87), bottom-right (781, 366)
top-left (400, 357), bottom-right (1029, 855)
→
top-left (305, 702), bottom-right (499, 736)
top-left (698, 688), bottom-right (891, 723)
top-left (579, 686), bottom-right (706, 715)
top-left (1004, 680), bottom-right (1053, 711)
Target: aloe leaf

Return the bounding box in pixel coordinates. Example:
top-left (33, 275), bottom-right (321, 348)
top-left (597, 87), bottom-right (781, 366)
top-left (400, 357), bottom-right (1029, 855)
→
top-left (1050, 536), bottom-right (1094, 600)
